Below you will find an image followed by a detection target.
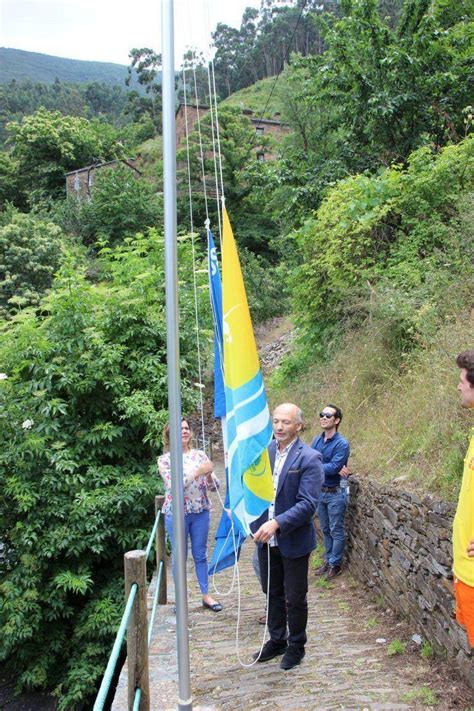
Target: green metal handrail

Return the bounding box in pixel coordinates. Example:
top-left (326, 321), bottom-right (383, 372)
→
top-left (133, 687), bottom-right (142, 711)
top-left (145, 508), bottom-right (161, 560)
top-left (94, 505), bottom-right (164, 711)
top-left (93, 583), bottom-right (138, 711)
top-left (148, 560), bottom-right (164, 645)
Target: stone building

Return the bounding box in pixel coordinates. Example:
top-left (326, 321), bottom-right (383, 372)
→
top-left (65, 158), bottom-right (141, 200)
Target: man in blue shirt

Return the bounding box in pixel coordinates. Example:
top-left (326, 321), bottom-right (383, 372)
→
top-left (311, 404), bottom-right (350, 580)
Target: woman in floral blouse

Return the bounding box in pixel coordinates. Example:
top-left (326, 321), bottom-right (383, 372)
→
top-left (158, 418), bottom-right (222, 612)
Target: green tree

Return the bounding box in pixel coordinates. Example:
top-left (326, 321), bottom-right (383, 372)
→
top-left (6, 108), bottom-right (122, 205)
top-left (57, 163), bottom-right (163, 246)
top-left (291, 135), bottom-right (474, 345)
top-left (272, 0), bottom-right (473, 221)
top-left (0, 151), bottom-right (26, 209)
top-left (126, 48), bottom-right (162, 130)
top-left (0, 211), bottom-right (64, 318)
top-left (177, 104), bottom-right (278, 256)
top-left (0, 230), bottom-right (209, 709)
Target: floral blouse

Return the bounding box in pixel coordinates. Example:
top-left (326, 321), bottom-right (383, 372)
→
top-left (158, 449), bottom-right (219, 515)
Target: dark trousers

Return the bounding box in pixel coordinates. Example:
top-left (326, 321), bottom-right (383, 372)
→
top-left (258, 544), bottom-right (310, 652)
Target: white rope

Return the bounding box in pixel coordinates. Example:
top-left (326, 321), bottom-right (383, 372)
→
top-left (203, 2), bottom-right (223, 248)
top-left (210, 475), bottom-right (271, 667)
top-left (180, 0), bottom-right (272, 668)
top-left (182, 65), bottom-right (206, 451)
top-left (206, 62), bottom-right (222, 250)
top-left (190, 53), bottom-right (210, 223)
top-left (210, 59), bottom-right (225, 210)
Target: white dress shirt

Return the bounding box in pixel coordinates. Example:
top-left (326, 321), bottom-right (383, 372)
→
top-left (268, 438), bottom-right (297, 546)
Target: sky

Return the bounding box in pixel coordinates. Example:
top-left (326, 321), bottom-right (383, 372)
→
top-left (0, 0), bottom-right (264, 67)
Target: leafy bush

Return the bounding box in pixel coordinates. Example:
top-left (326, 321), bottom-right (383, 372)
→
top-left (56, 163), bottom-right (164, 246)
top-left (291, 135), bottom-right (474, 346)
top-left (0, 210), bottom-right (64, 318)
top-left (6, 108), bottom-right (123, 205)
top-left (0, 230), bottom-right (210, 708)
top-left (240, 248), bottom-right (287, 323)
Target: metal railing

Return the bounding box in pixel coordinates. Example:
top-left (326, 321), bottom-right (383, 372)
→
top-left (93, 495), bottom-right (167, 711)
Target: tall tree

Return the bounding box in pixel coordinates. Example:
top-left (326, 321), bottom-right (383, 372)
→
top-left (126, 48), bottom-right (162, 130)
top-left (5, 108), bottom-right (122, 205)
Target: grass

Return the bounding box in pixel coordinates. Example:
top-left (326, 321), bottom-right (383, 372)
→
top-left (421, 641), bottom-right (434, 660)
top-left (268, 310), bottom-right (473, 500)
top-left (366, 617), bottom-right (378, 629)
top-left (376, 595), bottom-right (385, 608)
top-left (401, 687), bottom-right (438, 706)
top-left (222, 77), bottom-right (284, 117)
top-left (314, 577), bottom-right (333, 591)
top-left (310, 545), bottom-right (325, 570)
top-left (387, 638), bottom-right (407, 656)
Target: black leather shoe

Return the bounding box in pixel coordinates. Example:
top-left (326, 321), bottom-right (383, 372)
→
top-left (280, 647), bottom-right (305, 670)
top-left (325, 565), bottom-right (342, 580)
top-left (314, 562), bottom-right (329, 576)
top-left (253, 640), bottom-right (287, 662)
top-left (203, 600), bottom-right (223, 612)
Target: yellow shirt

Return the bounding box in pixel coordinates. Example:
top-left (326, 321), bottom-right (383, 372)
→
top-left (453, 430), bottom-right (474, 586)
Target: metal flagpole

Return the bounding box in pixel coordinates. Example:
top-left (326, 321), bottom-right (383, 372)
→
top-left (161, 1), bottom-right (193, 709)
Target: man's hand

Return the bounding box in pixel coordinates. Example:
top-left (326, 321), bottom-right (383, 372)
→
top-left (340, 465), bottom-right (350, 478)
top-left (467, 538), bottom-right (474, 557)
top-left (253, 519), bottom-right (279, 543)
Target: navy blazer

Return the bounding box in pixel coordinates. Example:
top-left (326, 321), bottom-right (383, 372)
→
top-left (250, 437), bottom-right (323, 558)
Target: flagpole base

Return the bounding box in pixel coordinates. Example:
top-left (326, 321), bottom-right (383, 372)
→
top-left (177, 698), bottom-right (193, 710)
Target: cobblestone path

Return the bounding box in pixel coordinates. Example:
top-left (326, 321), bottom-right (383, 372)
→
top-left (113, 488), bottom-right (463, 711)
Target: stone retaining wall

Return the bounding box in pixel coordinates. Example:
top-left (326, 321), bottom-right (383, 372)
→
top-left (345, 476), bottom-right (474, 686)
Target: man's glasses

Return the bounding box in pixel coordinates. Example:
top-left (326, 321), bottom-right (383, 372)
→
top-left (319, 412), bottom-right (335, 419)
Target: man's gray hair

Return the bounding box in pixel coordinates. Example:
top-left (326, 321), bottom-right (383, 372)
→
top-left (272, 402), bottom-right (304, 426)
top-left (295, 407), bottom-right (304, 424)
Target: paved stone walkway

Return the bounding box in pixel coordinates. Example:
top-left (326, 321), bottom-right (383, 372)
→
top-left (113, 482), bottom-right (460, 710)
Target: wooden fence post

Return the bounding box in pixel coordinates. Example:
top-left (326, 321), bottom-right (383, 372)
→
top-left (124, 550), bottom-right (150, 711)
top-left (155, 495), bottom-right (167, 605)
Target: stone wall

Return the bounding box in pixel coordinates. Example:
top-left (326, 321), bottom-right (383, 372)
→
top-left (346, 476), bottom-right (474, 686)
top-left (65, 159), bottom-right (140, 200)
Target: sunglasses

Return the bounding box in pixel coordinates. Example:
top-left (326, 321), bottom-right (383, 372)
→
top-left (319, 412), bottom-right (335, 419)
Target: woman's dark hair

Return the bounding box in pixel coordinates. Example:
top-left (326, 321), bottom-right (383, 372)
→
top-left (162, 417), bottom-right (192, 450)
top-left (456, 350), bottom-right (474, 387)
top-left (327, 404), bottom-right (343, 429)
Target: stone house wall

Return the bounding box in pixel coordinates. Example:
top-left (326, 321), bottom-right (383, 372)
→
top-left (345, 476), bottom-right (474, 686)
top-left (65, 159), bottom-right (140, 200)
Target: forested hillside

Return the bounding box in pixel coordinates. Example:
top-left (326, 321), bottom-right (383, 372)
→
top-left (0, 48), bottom-right (139, 87)
top-left (0, 0), bottom-right (472, 708)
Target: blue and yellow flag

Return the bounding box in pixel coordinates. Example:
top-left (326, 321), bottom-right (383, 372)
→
top-left (222, 208), bottom-right (273, 535)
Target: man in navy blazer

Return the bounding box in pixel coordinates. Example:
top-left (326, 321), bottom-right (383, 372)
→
top-left (250, 403), bottom-right (323, 670)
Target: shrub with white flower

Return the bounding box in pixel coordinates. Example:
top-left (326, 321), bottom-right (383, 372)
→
top-left (0, 373), bottom-right (7, 380)
top-left (21, 419), bottom-right (33, 430)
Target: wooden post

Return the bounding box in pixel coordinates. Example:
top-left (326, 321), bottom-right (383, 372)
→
top-left (155, 495), bottom-right (167, 604)
top-left (124, 550), bottom-right (150, 711)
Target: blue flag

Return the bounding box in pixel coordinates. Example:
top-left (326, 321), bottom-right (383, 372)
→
top-left (208, 471), bottom-right (246, 575)
top-left (207, 230), bottom-right (226, 419)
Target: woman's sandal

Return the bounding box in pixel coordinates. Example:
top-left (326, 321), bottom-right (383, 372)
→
top-left (203, 600), bottom-right (223, 612)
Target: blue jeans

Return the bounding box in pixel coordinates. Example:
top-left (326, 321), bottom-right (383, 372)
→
top-left (317, 490), bottom-right (347, 567)
top-left (165, 510), bottom-right (210, 595)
